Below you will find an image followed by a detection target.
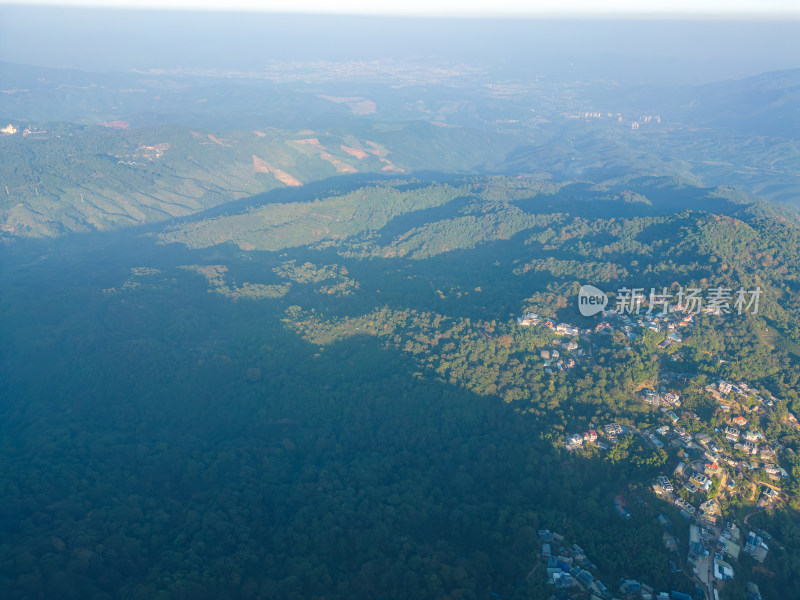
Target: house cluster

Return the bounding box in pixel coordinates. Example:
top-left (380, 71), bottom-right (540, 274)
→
top-left (654, 462), bottom-right (722, 522)
top-left (538, 524), bottom-right (694, 599)
top-left (520, 314), bottom-right (582, 336)
top-left (517, 313), bottom-right (587, 374)
top-left (743, 530), bottom-right (770, 562)
top-left (640, 388), bottom-right (681, 409)
top-left (564, 423), bottom-right (624, 451)
top-left (685, 522), bottom-right (739, 587)
top-left (689, 521), bottom-right (770, 583)
top-left (552, 321), bottom-right (581, 337)
top-left (536, 529), bottom-right (682, 599)
top-left (541, 343), bottom-right (578, 373)
top-left (517, 288), bottom-right (795, 595)
top-left (707, 379), bottom-right (779, 414)
top-left (537, 529), bottom-right (607, 595)
top-left (592, 307), bottom-right (693, 348)
top-left (522, 303), bottom-right (793, 589)
top-left (676, 520), bottom-right (770, 593)
top-left (564, 428), bottom-right (602, 451)
top-left (651, 425), bottom-right (700, 454)
top-left (1, 123), bottom-right (17, 135)
top-left (729, 427), bottom-right (764, 456)
top-left (701, 424), bottom-right (783, 481)
top-left (517, 312), bottom-right (583, 337)
top-left (616, 581), bottom-right (687, 599)
top-left (518, 305), bottom-right (696, 378)
top-left (564, 433), bottom-right (585, 451)
top-left (531, 331), bottom-right (795, 599)
top-left (650, 426), bottom-right (782, 590)
top-left (517, 312), bottom-right (540, 327)
top-left (756, 486), bottom-right (780, 509)
top-left (641, 381), bottom-right (790, 512)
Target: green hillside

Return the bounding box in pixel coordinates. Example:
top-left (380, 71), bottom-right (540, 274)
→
top-left (5, 174), bottom-right (800, 599)
top-left (0, 121), bottom-right (519, 237)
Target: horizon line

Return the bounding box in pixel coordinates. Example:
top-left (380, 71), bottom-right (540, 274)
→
top-left (2, 1), bottom-right (799, 20)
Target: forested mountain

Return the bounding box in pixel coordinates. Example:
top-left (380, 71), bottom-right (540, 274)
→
top-left (4, 173), bottom-right (800, 599)
top-left (0, 120), bottom-right (517, 237)
top-left (2, 62), bottom-right (800, 242)
top-left (2, 20), bottom-right (800, 598)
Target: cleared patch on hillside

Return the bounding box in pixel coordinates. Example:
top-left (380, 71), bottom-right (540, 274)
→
top-left (252, 155), bottom-right (303, 187)
top-left (289, 138), bottom-right (357, 173)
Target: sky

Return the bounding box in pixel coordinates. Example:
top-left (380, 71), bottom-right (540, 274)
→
top-left (0, 2), bottom-right (798, 82)
top-left (2, 0), bottom-right (800, 18)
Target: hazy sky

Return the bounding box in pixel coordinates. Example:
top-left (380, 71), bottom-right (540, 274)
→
top-left (0, 3), bottom-right (798, 83)
top-left (3, 0), bottom-right (800, 17)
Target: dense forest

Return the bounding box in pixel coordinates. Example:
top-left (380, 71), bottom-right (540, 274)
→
top-left (3, 174), bottom-right (800, 599)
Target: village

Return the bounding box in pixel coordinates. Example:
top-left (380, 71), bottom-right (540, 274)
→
top-left (517, 296), bottom-right (794, 599)
top-left (532, 519), bottom-right (769, 600)
top-left (529, 526), bottom-right (769, 600)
